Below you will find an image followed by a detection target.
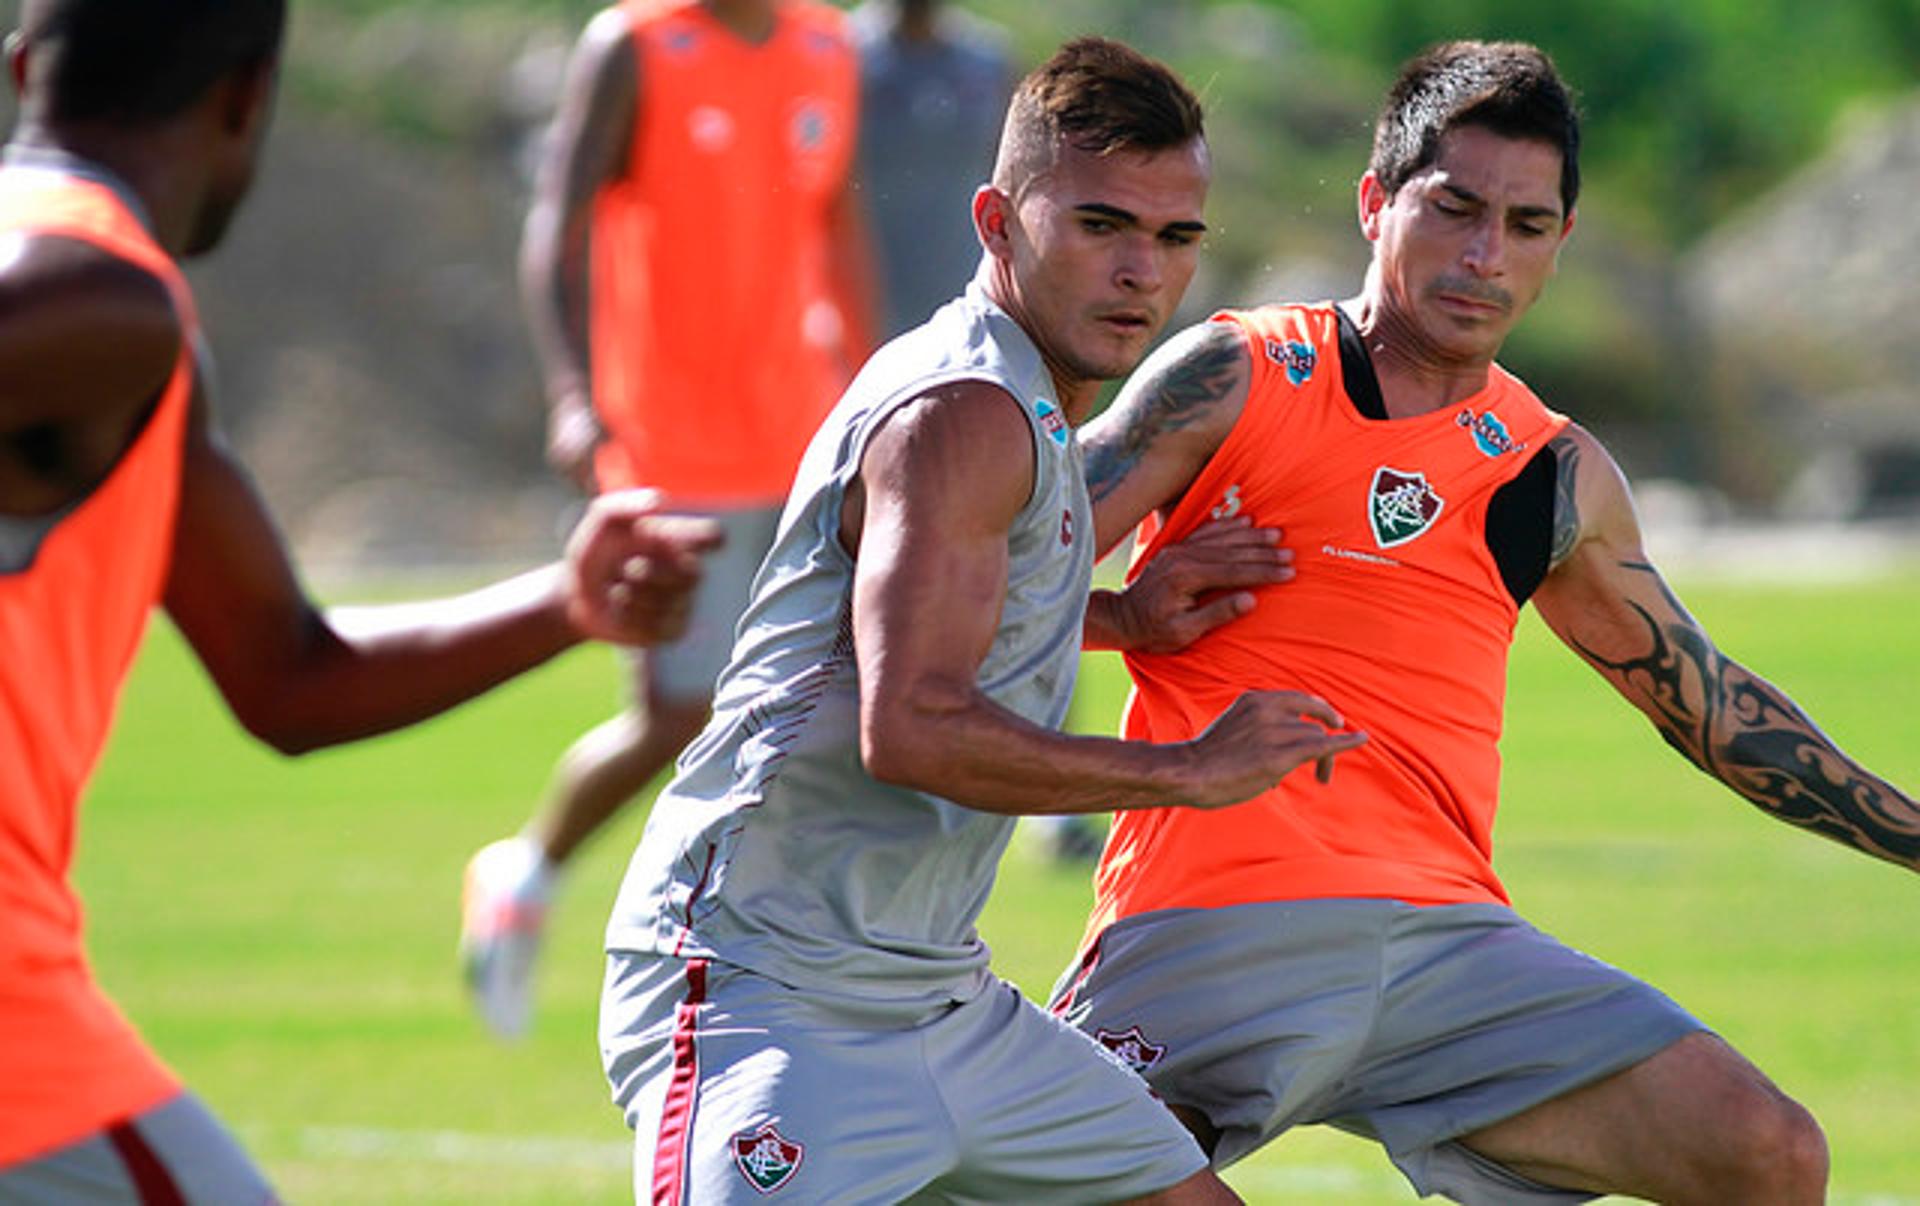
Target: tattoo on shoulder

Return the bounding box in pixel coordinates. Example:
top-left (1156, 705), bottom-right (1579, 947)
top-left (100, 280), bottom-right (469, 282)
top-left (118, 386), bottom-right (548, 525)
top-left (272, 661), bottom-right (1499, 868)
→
top-left (1570, 564), bottom-right (1920, 867)
top-left (1548, 433), bottom-right (1582, 566)
top-left (1084, 326), bottom-right (1246, 505)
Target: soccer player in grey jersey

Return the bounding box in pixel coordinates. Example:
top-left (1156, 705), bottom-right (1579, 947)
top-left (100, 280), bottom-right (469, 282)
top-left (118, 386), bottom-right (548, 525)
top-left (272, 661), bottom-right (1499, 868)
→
top-left (599, 38), bottom-right (1366, 1205)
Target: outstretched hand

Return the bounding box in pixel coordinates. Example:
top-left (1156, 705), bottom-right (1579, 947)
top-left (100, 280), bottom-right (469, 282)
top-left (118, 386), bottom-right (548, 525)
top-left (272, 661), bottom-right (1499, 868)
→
top-left (1185, 690), bottom-right (1367, 809)
top-left (565, 489), bottom-right (725, 645)
top-left (1108, 517), bottom-right (1295, 653)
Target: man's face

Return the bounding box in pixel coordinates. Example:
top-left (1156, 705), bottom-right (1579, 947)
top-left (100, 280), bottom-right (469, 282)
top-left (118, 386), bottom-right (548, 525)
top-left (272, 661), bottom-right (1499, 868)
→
top-left (1363, 123), bottom-right (1572, 365)
top-left (997, 138), bottom-right (1210, 391)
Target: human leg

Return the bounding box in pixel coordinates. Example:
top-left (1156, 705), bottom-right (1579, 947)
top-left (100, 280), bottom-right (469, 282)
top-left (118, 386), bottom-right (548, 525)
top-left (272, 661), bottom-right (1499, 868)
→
top-left (0, 1092), bottom-right (277, 1205)
top-left (1455, 1031), bottom-right (1826, 1205)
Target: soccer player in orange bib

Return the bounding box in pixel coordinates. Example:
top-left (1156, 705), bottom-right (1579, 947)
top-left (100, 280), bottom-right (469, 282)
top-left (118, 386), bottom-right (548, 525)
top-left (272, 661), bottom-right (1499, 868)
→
top-left (1050, 40), bottom-right (1918, 1203)
top-left (1, 2), bottom-right (717, 1198)
top-left (461, 0), bottom-right (880, 1039)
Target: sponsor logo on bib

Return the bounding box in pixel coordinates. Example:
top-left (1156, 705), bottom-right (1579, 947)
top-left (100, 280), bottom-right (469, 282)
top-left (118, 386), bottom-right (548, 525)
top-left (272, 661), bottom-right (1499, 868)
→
top-left (1368, 467), bottom-right (1445, 548)
top-left (1035, 398), bottom-right (1070, 448)
top-left (1264, 338), bottom-right (1316, 387)
top-left (1456, 407), bottom-right (1525, 458)
top-left (732, 1123), bottom-right (804, 1193)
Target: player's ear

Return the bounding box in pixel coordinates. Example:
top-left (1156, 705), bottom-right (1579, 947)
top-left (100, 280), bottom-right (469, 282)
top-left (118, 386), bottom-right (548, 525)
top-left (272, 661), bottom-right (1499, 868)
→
top-left (973, 184), bottom-right (1012, 260)
top-left (214, 55), bottom-right (278, 140)
top-left (1357, 170), bottom-right (1389, 243)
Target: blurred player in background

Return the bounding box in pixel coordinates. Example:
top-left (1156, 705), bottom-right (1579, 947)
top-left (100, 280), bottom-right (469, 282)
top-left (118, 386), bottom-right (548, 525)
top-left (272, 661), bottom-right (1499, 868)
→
top-left (462, 0), bottom-right (877, 1039)
top-left (851, 0), bottom-right (1010, 336)
top-left (1049, 39), bottom-right (1911, 1203)
top-left (0, 0), bottom-right (717, 1200)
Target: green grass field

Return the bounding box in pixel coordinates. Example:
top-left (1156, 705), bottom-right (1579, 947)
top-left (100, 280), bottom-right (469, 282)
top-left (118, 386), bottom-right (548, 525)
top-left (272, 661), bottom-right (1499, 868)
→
top-left (74, 570), bottom-right (1920, 1204)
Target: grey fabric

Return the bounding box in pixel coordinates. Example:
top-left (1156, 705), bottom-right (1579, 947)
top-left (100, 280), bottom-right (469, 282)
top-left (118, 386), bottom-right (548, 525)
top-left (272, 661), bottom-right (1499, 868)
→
top-left (606, 280), bottom-right (1094, 1011)
top-left (1052, 898), bottom-right (1708, 1204)
top-left (0, 1093), bottom-right (276, 1205)
top-left (601, 952), bottom-right (1204, 1205)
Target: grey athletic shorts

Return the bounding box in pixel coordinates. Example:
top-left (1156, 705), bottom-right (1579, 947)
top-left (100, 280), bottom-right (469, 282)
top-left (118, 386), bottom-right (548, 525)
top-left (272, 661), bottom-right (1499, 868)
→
top-left (626, 505), bottom-right (781, 703)
top-left (601, 951), bottom-right (1207, 1204)
top-left (0, 1092), bottom-right (276, 1204)
top-left (1049, 899), bottom-right (1707, 1204)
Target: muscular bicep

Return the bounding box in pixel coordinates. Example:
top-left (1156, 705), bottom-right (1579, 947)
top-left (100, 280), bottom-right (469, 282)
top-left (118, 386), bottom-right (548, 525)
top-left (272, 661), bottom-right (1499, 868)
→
top-left (1081, 318), bottom-right (1249, 555)
top-left (1534, 424), bottom-right (1714, 738)
top-left (850, 382), bottom-right (1035, 777)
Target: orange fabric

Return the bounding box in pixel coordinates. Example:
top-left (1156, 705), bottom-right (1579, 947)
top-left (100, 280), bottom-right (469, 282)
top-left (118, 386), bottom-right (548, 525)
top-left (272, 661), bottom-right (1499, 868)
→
top-left (1085, 302), bottom-right (1569, 949)
top-left (590, 0), bottom-right (859, 503)
top-left (0, 169), bottom-right (192, 1166)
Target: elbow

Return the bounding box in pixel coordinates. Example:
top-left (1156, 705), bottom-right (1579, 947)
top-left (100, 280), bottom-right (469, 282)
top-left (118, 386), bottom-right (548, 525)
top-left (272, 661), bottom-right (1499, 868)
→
top-left (859, 698), bottom-right (945, 793)
top-left (227, 690), bottom-right (335, 758)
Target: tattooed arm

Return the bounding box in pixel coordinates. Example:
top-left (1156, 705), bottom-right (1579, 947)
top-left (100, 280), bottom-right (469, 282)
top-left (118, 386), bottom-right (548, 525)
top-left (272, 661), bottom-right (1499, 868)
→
top-left (1081, 318), bottom-right (1254, 555)
top-left (1532, 423), bottom-right (1920, 869)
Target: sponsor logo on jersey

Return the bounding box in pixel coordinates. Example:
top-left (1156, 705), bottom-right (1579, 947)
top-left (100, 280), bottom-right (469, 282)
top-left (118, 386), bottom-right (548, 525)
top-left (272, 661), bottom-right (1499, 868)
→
top-left (1456, 408), bottom-right (1525, 458)
top-left (791, 102), bottom-right (830, 154)
top-left (1264, 338), bottom-right (1316, 387)
top-left (1368, 467), bottom-right (1445, 548)
top-left (662, 29), bottom-right (699, 55)
top-left (689, 105), bottom-right (736, 153)
top-left (1060, 507), bottom-right (1076, 547)
top-left (1211, 484), bottom-right (1244, 520)
top-left (1095, 1025), bottom-right (1168, 1075)
top-left (1035, 398), bottom-right (1070, 448)
top-left (732, 1123), bottom-right (804, 1193)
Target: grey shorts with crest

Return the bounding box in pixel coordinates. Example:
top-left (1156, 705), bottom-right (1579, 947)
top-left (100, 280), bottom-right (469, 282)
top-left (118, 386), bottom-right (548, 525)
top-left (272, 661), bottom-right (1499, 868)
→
top-left (602, 950), bottom-right (1206, 1205)
top-left (1049, 898), bottom-right (1707, 1205)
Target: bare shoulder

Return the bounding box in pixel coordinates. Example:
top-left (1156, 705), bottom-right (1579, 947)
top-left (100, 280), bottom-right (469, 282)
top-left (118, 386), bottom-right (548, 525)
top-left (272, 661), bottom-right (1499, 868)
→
top-left (861, 379), bottom-right (1035, 525)
top-left (1546, 420), bottom-right (1639, 570)
top-left (0, 233), bottom-right (180, 430)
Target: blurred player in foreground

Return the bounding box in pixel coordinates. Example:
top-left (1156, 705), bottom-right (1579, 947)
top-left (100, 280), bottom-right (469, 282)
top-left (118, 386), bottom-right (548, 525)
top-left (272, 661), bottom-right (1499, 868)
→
top-left (0, 1), bottom-right (717, 1199)
top-left (597, 37), bottom-right (1365, 1204)
top-left (1050, 39), bottom-right (1915, 1203)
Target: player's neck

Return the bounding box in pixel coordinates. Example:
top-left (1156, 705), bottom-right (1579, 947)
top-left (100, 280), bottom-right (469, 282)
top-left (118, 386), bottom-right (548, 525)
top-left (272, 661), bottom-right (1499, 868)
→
top-left (1341, 291), bottom-right (1496, 418)
top-left (892, 2), bottom-right (939, 43)
top-left (983, 262), bottom-right (1101, 424)
top-left (700, 0), bottom-right (778, 43)
top-left (6, 120), bottom-right (201, 255)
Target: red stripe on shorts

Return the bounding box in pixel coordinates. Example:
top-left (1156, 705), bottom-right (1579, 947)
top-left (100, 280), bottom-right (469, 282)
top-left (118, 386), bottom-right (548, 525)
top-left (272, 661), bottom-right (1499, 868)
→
top-left (650, 958), bottom-right (710, 1206)
top-left (1049, 942), bottom-right (1102, 1017)
top-left (106, 1119), bottom-right (187, 1206)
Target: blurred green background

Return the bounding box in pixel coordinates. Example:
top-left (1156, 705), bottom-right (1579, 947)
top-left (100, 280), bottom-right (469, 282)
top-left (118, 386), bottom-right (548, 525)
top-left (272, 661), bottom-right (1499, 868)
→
top-left (9, 0), bottom-right (1920, 1201)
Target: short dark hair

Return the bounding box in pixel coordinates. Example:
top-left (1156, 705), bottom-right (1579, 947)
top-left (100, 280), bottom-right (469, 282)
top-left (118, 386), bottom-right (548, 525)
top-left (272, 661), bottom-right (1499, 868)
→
top-left (1370, 40), bottom-right (1580, 215)
top-left (21, 0), bottom-right (287, 124)
top-left (992, 36), bottom-right (1205, 195)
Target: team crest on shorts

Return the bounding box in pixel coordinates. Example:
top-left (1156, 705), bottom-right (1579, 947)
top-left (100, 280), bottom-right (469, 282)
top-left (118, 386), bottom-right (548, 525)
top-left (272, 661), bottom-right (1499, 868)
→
top-left (732, 1123), bottom-right (804, 1194)
top-left (1095, 1025), bottom-right (1168, 1075)
top-left (1368, 466), bottom-right (1445, 548)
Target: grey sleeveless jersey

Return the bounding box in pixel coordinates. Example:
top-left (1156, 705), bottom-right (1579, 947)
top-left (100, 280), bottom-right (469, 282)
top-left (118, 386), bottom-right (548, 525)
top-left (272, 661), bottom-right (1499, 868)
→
top-left (605, 283), bottom-right (1093, 1006)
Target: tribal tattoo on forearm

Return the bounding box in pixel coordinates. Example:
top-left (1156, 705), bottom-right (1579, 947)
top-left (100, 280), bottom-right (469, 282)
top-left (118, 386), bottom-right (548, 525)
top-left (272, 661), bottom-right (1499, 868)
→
top-left (1572, 563), bottom-right (1920, 868)
top-left (1083, 329), bottom-right (1246, 505)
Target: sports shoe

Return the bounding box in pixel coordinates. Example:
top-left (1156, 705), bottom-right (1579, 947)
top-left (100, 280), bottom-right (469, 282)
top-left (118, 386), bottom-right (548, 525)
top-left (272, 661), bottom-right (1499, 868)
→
top-left (460, 836), bottom-right (552, 1040)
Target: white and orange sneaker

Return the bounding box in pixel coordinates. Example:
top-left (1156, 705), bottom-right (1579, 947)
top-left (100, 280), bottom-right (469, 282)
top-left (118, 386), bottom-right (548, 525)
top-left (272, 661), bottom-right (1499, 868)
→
top-left (460, 836), bottom-right (553, 1040)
